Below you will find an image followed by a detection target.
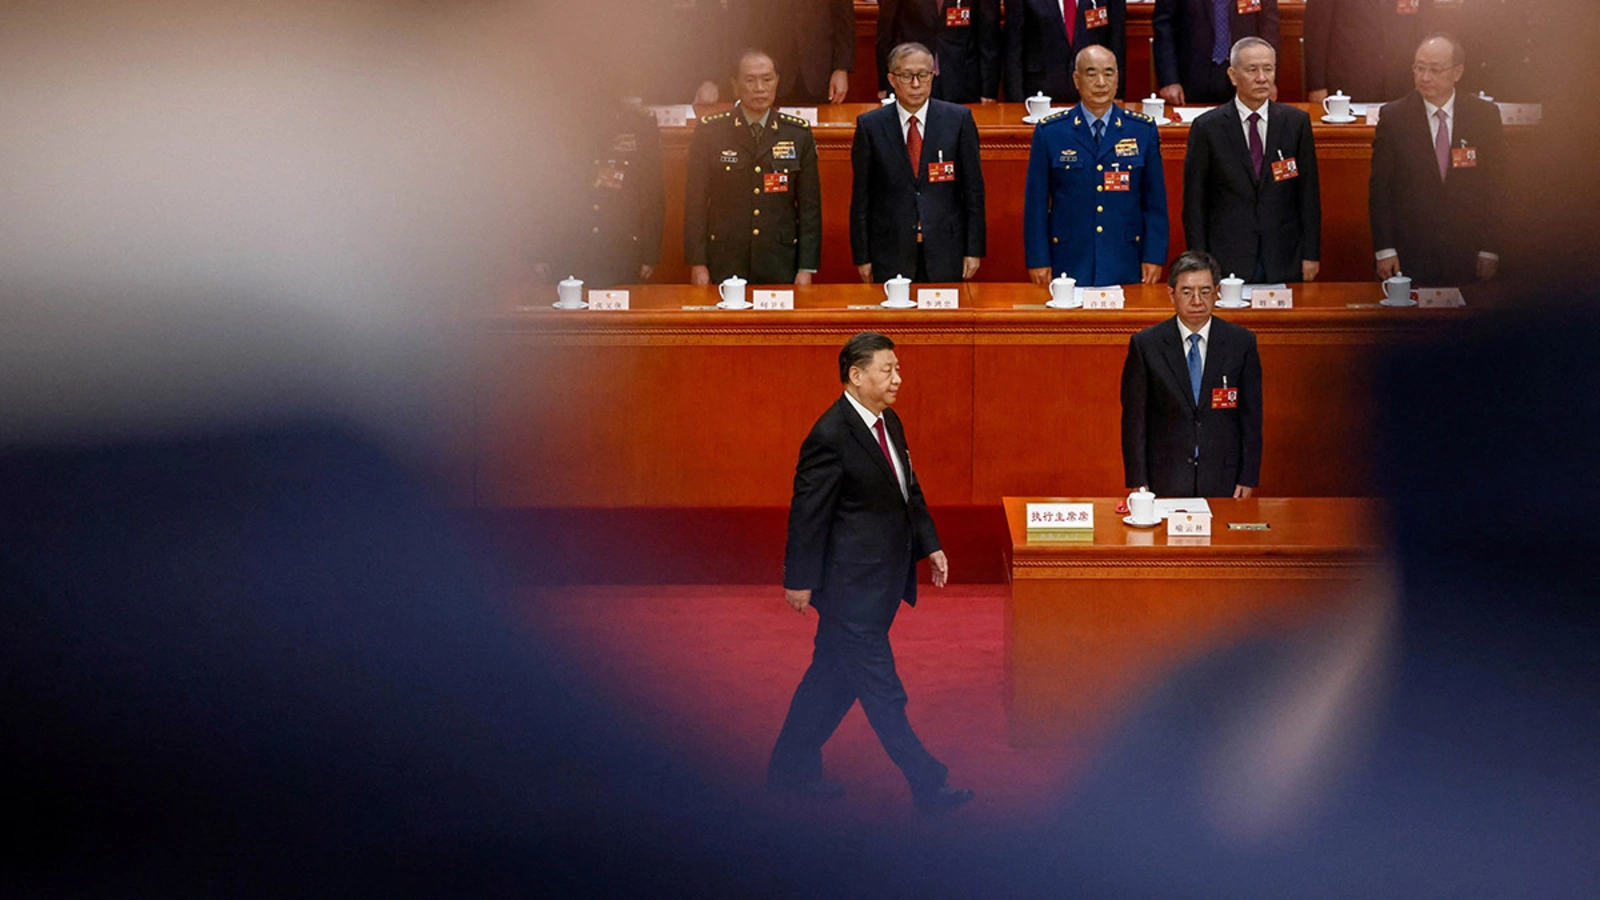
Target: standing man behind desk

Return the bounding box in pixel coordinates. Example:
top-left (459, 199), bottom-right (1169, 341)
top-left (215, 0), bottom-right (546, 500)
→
top-left (727, 0), bottom-right (855, 104)
top-left (684, 49), bottom-right (821, 286)
top-left (875, 0), bottom-right (1001, 104)
top-left (1121, 251), bottom-right (1263, 499)
top-left (851, 43), bottom-right (986, 284)
top-left (1370, 34), bottom-right (1505, 286)
top-left (1304, 0), bottom-right (1435, 106)
top-left (1003, 0), bottom-right (1128, 105)
top-left (1024, 44), bottom-right (1167, 288)
top-left (1183, 37), bottom-right (1321, 284)
top-left (768, 332), bottom-right (972, 816)
top-left (1153, 0), bottom-right (1279, 106)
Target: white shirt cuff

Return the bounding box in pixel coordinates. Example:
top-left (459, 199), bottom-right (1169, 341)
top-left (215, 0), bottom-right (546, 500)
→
top-left (799, 269), bottom-right (818, 274)
top-left (1375, 248), bottom-right (1398, 261)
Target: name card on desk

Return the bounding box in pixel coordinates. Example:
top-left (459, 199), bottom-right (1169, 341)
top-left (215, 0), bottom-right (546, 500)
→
top-left (1498, 103), bottom-right (1542, 125)
top-left (1166, 510), bottom-right (1212, 537)
top-left (917, 288), bottom-right (959, 309)
top-left (1251, 288), bottom-right (1293, 309)
top-left (1082, 288), bottom-right (1125, 310)
top-left (587, 290), bottom-right (629, 311)
top-left (1416, 287), bottom-right (1465, 309)
top-left (778, 106), bottom-right (818, 126)
top-left (649, 105), bottom-right (696, 128)
top-left (1026, 502), bottom-right (1095, 531)
top-left (753, 289), bottom-right (794, 310)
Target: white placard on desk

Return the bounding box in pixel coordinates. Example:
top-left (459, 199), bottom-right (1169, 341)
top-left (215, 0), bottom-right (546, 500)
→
top-left (1082, 288), bottom-right (1125, 310)
top-left (587, 289), bottom-right (629, 311)
top-left (917, 288), bottom-right (959, 310)
top-left (751, 289), bottom-right (793, 310)
top-left (1025, 502), bottom-right (1095, 531)
top-left (778, 106), bottom-right (819, 126)
top-left (649, 105), bottom-right (696, 128)
top-left (1174, 106), bottom-right (1212, 123)
top-left (1153, 498), bottom-right (1211, 519)
top-left (1166, 510), bottom-right (1213, 537)
top-left (1416, 287), bottom-right (1465, 309)
top-left (1498, 103), bottom-right (1542, 125)
top-left (1252, 288), bottom-right (1294, 309)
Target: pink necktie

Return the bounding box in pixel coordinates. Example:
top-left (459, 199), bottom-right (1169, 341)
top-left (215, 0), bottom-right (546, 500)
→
top-left (873, 419), bottom-right (895, 467)
top-left (1434, 108), bottom-right (1450, 181)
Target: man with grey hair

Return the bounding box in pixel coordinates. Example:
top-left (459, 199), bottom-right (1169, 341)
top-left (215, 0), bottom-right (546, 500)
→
top-left (850, 42), bottom-right (986, 283)
top-left (1153, 0), bottom-right (1279, 106)
top-left (1183, 36), bottom-right (1321, 284)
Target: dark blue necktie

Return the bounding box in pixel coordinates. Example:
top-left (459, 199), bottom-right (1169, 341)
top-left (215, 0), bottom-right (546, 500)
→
top-left (1211, 0), bottom-right (1230, 66)
top-left (1187, 333), bottom-right (1203, 405)
top-left (1092, 119), bottom-right (1104, 146)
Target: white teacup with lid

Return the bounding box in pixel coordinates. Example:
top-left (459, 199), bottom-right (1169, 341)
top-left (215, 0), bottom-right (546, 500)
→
top-left (1141, 95), bottom-right (1165, 120)
top-left (1217, 273), bottom-right (1247, 308)
top-left (1322, 90), bottom-right (1352, 119)
top-left (555, 275), bottom-right (586, 309)
top-left (1126, 488), bottom-right (1158, 525)
top-left (882, 274), bottom-right (914, 308)
top-left (1025, 92), bottom-right (1052, 119)
top-left (717, 275), bottom-right (750, 309)
top-left (1046, 273), bottom-right (1080, 309)
top-left (1382, 273), bottom-right (1416, 307)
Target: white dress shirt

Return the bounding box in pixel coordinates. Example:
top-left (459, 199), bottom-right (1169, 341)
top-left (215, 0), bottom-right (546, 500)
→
top-left (844, 390), bottom-right (908, 500)
top-left (896, 98), bottom-right (930, 142)
top-left (1234, 95), bottom-right (1269, 149)
top-left (1176, 316), bottom-right (1213, 373)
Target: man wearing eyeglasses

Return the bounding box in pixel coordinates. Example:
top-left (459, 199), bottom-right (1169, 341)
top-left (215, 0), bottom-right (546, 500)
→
top-left (1369, 33), bottom-right (1505, 286)
top-left (1121, 250), bottom-right (1263, 499)
top-left (684, 49), bottom-right (822, 286)
top-left (850, 43), bottom-right (986, 284)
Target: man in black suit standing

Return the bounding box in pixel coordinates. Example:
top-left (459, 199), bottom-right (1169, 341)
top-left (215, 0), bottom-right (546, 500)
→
top-left (1370, 33), bottom-right (1505, 286)
top-left (1153, 0), bottom-right (1279, 106)
top-left (851, 43), bottom-right (987, 284)
top-left (1121, 251), bottom-right (1263, 498)
top-left (1304, 0), bottom-right (1435, 106)
top-left (1004, 0), bottom-right (1127, 105)
top-left (876, 0), bottom-right (1001, 104)
top-left (768, 332), bottom-right (972, 816)
top-left (728, 0), bottom-right (856, 104)
top-left (1183, 37), bottom-right (1321, 284)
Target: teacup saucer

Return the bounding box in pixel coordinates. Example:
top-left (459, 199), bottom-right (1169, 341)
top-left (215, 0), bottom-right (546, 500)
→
top-left (881, 299), bottom-right (917, 309)
top-left (1215, 299), bottom-right (1249, 309)
top-left (552, 301), bottom-right (588, 310)
top-left (1123, 515), bottom-right (1162, 528)
top-left (1321, 113), bottom-right (1358, 124)
top-left (1044, 298), bottom-right (1083, 310)
top-left (1379, 297), bottom-right (1418, 308)
top-left (716, 300), bottom-right (752, 310)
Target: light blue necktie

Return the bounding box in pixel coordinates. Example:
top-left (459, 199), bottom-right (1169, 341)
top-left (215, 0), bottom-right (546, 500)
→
top-left (1187, 333), bottom-right (1203, 406)
top-left (1211, 0), bottom-right (1230, 66)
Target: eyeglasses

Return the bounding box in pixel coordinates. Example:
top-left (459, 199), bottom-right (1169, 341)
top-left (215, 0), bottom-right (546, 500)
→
top-left (1412, 64), bottom-right (1459, 78)
top-left (890, 70), bottom-right (934, 85)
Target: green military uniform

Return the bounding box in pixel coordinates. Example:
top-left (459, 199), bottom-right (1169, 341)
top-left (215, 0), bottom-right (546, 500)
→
top-left (683, 105), bottom-right (822, 284)
top-left (563, 103), bottom-right (664, 288)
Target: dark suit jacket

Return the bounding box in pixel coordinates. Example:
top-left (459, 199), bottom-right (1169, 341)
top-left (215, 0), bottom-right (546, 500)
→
top-left (1152, 0), bottom-right (1279, 101)
top-left (728, 0), bottom-right (856, 104)
top-left (1003, 0), bottom-right (1127, 104)
top-left (1304, 0), bottom-right (1435, 102)
top-left (850, 100), bottom-right (986, 282)
top-left (1121, 315), bottom-right (1263, 496)
top-left (683, 107), bottom-right (822, 283)
top-left (876, 0), bottom-right (1001, 103)
top-left (548, 103), bottom-right (663, 288)
top-left (1368, 91), bottom-right (1505, 287)
top-left (1183, 100), bottom-right (1321, 283)
top-left (783, 396), bottom-right (941, 623)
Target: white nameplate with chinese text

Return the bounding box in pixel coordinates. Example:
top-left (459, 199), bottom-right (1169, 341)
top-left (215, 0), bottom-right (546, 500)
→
top-left (917, 288), bottom-right (959, 310)
top-left (1416, 287), bottom-right (1465, 309)
top-left (1251, 288), bottom-right (1293, 309)
top-left (753, 289), bottom-right (794, 310)
top-left (1026, 502), bottom-right (1095, 531)
top-left (1082, 288), bottom-right (1125, 310)
top-left (587, 290), bottom-right (630, 311)
top-left (1497, 103), bottom-right (1541, 125)
top-left (1166, 510), bottom-right (1213, 537)
top-left (649, 105), bottom-right (696, 128)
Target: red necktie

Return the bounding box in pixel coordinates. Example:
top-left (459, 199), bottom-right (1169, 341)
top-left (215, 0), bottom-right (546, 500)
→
top-left (873, 419), bottom-right (895, 467)
top-left (906, 114), bottom-right (923, 176)
top-left (1064, 1), bottom-right (1075, 44)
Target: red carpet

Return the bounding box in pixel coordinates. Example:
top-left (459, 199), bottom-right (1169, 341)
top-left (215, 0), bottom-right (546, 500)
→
top-left (519, 584), bottom-right (1089, 827)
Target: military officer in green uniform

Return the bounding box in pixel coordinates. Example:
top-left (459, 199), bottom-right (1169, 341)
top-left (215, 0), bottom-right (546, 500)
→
top-left (685, 49), bottom-right (823, 286)
top-left (1024, 44), bottom-right (1169, 288)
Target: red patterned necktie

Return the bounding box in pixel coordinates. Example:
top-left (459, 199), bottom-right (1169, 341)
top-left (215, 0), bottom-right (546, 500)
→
top-left (906, 114), bottom-right (923, 175)
top-left (873, 419), bottom-right (895, 467)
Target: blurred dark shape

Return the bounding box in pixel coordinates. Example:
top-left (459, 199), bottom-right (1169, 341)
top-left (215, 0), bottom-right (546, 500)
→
top-left (725, 0), bottom-right (857, 104)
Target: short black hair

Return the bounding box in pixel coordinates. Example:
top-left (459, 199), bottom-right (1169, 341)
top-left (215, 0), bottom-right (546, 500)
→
top-left (1167, 250), bottom-right (1221, 288)
top-left (839, 332), bottom-right (895, 384)
top-left (732, 47), bottom-right (774, 78)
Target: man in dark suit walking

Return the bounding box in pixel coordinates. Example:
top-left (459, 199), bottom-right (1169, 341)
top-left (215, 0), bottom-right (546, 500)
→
top-left (1153, 0), bottom-right (1279, 106)
top-left (727, 0), bottom-right (856, 104)
top-left (768, 332), bottom-right (972, 816)
top-left (1304, 0), bottom-right (1436, 106)
top-left (1121, 251), bottom-right (1263, 498)
top-left (851, 43), bottom-right (986, 284)
top-left (1004, 0), bottom-right (1127, 105)
top-left (1183, 36), bottom-right (1321, 284)
top-left (1370, 33), bottom-right (1505, 286)
top-left (875, 0), bottom-right (1001, 104)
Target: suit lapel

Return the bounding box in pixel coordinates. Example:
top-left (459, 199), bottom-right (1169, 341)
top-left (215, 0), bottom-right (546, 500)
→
top-left (754, 114), bottom-right (779, 161)
top-left (1158, 318), bottom-right (1198, 412)
top-left (732, 109), bottom-right (756, 156)
top-left (1200, 317), bottom-right (1228, 397)
top-left (1262, 101), bottom-right (1287, 183)
top-left (1216, 101), bottom-right (1258, 188)
top-left (842, 397), bottom-right (905, 497)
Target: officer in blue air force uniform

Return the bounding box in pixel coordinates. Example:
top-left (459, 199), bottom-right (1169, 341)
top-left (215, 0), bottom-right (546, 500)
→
top-left (1024, 44), bottom-right (1169, 288)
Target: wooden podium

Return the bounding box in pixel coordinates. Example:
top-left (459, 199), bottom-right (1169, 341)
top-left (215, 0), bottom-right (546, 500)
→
top-left (1003, 496), bottom-right (1384, 747)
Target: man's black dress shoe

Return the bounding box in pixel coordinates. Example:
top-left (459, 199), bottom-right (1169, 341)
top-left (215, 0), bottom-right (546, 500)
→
top-left (767, 778), bottom-right (845, 798)
top-left (914, 784), bottom-right (974, 816)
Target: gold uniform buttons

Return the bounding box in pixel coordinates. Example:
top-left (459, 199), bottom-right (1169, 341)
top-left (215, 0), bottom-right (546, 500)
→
top-left (1096, 225), bottom-right (1103, 233)
top-left (753, 209), bottom-right (761, 216)
top-left (1051, 237), bottom-right (1059, 244)
top-left (1096, 164), bottom-right (1104, 171)
top-left (752, 228), bottom-right (760, 235)
top-left (1096, 205), bottom-right (1104, 213)
top-left (1096, 185), bottom-right (1104, 192)
top-left (755, 166), bottom-right (762, 173)
top-left (752, 187), bottom-right (760, 194)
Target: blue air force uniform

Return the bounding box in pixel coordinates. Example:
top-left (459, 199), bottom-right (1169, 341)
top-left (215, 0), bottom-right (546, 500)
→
top-left (1023, 104), bottom-right (1169, 287)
